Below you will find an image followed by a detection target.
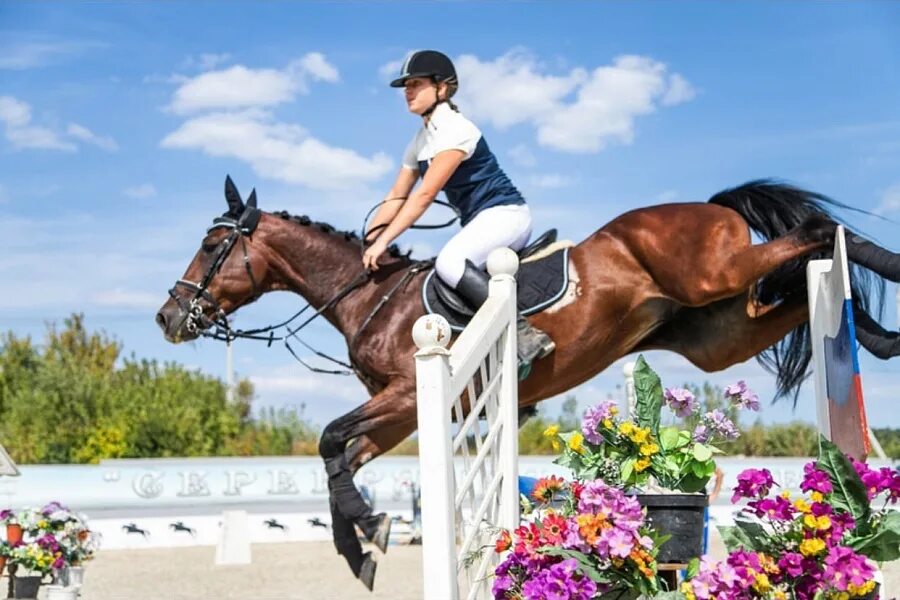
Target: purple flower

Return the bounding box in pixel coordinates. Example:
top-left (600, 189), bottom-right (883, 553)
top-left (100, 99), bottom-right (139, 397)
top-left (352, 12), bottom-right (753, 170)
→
top-left (581, 401), bottom-right (617, 445)
top-left (664, 387), bottom-right (698, 418)
top-left (724, 381), bottom-right (760, 411)
top-left (778, 552), bottom-right (804, 577)
top-left (801, 463), bottom-right (833, 495)
top-left (731, 468), bottom-right (776, 503)
top-left (747, 496), bottom-right (795, 521)
top-left (692, 424), bottom-right (710, 443)
top-left (823, 547), bottom-right (876, 590)
top-left (702, 410), bottom-right (740, 441)
top-left (521, 559), bottom-right (596, 600)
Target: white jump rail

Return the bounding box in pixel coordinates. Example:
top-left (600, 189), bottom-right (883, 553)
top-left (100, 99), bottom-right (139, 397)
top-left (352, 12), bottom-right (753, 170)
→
top-left (413, 248), bottom-right (520, 600)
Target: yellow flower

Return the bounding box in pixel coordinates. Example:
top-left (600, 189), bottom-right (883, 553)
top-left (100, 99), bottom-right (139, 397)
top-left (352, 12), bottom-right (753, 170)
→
top-left (780, 490), bottom-right (791, 500)
top-left (810, 491), bottom-right (824, 503)
top-left (799, 538), bottom-right (826, 557)
top-left (816, 515), bottom-right (832, 531)
top-left (630, 427), bottom-right (651, 444)
top-left (793, 498), bottom-right (811, 514)
top-left (803, 514), bottom-right (818, 529)
top-left (602, 418), bottom-right (613, 429)
top-left (543, 425), bottom-right (561, 451)
top-left (752, 573), bottom-right (771, 593)
top-left (568, 432), bottom-right (585, 454)
top-left (618, 422), bottom-right (635, 436)
top-left (639, 443), bottom-right (660, 456)
top-left (635, 458), bottom-right (652, 472)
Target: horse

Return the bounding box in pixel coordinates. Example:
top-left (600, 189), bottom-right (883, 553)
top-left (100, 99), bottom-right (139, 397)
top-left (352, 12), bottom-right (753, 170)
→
top-left (156, 176), bottom-right (900, 589)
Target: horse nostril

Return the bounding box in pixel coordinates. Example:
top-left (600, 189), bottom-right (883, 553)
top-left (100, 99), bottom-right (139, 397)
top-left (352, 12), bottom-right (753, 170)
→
top-left (155, 312), bottom-right (167, 331)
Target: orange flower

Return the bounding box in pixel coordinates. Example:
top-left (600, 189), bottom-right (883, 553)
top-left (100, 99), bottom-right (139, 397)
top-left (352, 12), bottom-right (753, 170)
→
top-left (494, 530), bottom-right (512, 553)
top-left (531, 475), bottom-right (567, 504)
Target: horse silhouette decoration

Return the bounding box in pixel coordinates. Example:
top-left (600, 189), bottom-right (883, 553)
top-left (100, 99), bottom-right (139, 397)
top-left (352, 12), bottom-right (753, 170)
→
top-left (157, 176), bottom-right (900, 589)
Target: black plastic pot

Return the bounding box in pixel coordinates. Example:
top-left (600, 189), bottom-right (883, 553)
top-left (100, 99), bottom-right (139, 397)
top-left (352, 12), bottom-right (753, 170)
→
top-left (637, 493), bottom-right (707, 565)
top-left (13, 574), bottom-right (42, 599)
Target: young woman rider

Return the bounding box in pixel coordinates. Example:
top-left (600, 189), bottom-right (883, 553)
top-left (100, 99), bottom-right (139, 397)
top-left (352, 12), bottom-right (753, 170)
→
top-left (362, 49), bottom-right (555, 370)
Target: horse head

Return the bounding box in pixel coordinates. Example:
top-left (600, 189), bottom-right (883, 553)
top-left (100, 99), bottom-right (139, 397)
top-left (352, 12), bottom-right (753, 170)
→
top-left (155, 176), bottom-right (275, 342)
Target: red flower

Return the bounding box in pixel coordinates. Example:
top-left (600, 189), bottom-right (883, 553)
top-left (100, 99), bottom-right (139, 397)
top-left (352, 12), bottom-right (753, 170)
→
top-left (540, 513), bottom-right (568, 544)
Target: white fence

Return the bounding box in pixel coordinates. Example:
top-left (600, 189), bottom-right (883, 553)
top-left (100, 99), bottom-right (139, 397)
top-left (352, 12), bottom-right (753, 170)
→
top-left (806, 225), bottom-right (876, 459)
top-left (413, 248), bottom-right (521, 600)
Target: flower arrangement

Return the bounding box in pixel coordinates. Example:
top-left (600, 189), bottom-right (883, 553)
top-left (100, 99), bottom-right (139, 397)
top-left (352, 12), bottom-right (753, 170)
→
top-left (676, 438), bottom-right (897, 600)
top-left (493, 477), bottom-right (666, 600)
top-left (1, 501), bottom-right (99, 572)
top-left (551, 356), bottom-right (755, 493)
top-left (6, 534), bottom-right (65, 576)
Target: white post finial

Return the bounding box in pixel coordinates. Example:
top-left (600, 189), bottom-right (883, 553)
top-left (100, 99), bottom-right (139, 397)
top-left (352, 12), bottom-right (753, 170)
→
top-left (487, 247), bottom-right (519, 277)
top-left (413, 314), bottom-right (452, 351)
top-left (623, 361), bottom-right (637, 420)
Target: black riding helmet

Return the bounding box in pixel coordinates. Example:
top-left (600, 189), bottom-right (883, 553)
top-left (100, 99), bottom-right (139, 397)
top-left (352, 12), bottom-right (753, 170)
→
top-left (390, 50), bottom-right (457, 89)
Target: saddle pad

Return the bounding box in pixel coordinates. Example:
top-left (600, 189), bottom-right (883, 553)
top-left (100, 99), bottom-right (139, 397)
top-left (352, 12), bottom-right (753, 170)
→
top-left (422, 247), bottom-right (570, 331)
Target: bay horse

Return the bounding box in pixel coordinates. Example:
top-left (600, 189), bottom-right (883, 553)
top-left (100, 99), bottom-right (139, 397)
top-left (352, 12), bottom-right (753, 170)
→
top-left (156, 177), bottom-right (900, 589)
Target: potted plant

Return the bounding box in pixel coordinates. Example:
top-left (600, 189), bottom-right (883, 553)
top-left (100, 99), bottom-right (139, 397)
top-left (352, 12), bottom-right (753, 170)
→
top-left (549, 356), bottom-right (756, 564)
top-left (673, 437), bottom-right (896, 599)
top-left (1, 508), bottom-right (24, 544)
top-left (493, 477), bottom-right (668, 599)
top-left (6, 534), bottom-right (65, 599)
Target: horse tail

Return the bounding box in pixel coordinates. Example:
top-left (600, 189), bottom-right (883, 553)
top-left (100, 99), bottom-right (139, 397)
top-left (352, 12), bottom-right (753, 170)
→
top-left (707, 179), bottom-right (885, 402)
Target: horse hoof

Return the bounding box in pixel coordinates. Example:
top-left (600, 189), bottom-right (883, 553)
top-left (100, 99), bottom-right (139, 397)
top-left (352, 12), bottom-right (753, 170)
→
top-left (358, 552), bottom-right (377, 591)
top-left (369, 512), bottom-right (392, 554)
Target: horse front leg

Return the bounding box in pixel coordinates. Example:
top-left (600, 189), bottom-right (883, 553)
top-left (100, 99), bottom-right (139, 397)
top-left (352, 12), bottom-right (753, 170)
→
top-left (318, 380), bottom-right (416, 590)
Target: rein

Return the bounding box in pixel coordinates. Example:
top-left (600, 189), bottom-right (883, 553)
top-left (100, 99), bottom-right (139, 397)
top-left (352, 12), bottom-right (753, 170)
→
top-left (169, 202), bottom-right (443, 378)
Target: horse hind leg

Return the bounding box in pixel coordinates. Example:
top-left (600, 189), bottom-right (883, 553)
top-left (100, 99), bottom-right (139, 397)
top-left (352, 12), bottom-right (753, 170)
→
top-left (652, 213), bottom-right (834, 309)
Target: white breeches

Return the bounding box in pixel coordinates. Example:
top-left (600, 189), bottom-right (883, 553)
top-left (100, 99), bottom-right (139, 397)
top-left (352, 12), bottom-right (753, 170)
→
top-left (435, 203), bottom-right (532, 287)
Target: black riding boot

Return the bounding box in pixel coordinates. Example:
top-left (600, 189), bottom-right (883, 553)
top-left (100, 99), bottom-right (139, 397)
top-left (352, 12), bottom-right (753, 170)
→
top-left (455, 260), bottom-right (555, 376)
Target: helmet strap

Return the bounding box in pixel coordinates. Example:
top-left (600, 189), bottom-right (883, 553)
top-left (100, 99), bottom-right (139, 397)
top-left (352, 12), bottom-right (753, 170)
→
top-left (421, 80), bottom-right (443, 119)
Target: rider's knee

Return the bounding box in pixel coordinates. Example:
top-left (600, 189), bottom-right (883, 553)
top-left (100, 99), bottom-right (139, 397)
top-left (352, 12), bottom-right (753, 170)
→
top-left (435, 249), bottom-right (466, 287)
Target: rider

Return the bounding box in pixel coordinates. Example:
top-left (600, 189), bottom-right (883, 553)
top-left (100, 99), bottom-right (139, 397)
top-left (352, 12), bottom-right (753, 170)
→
top-left (362, 49), bottom-right (555, 369)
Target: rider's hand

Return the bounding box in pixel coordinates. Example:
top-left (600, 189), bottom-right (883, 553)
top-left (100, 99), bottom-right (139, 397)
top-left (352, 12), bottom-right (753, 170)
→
top-left (363, 239), bottom-right (388, 272)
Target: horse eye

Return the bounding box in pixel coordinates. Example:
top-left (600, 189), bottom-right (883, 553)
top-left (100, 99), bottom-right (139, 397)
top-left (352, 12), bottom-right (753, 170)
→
top-left (201, 241), bottom-right (219, 253)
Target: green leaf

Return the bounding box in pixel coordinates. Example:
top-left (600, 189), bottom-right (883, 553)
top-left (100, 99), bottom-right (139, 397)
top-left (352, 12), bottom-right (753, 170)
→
top-left (633, 355), bottom-right (663, 437)
top-left (852, 511), bottom-right (900, 562)
top-left (718, 525), bottom-right (756, 553)
top-left (816, 436), bottom-right (869, 522)
top-left (678, 472), bottom-right (709, 493)
top-left (621, 457), bottom-right (636, 483)
top-left (733, 518), bottom-right (767, 549)
top-left (685, 557), bottom-right (700, 579)
top-left (659, 427), bottom-right (679, 451)
top-left (692, 444), bottom-right (712, 462)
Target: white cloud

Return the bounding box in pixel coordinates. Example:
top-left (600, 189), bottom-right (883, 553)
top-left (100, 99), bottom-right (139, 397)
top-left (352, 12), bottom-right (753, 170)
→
top-left (508, 144), bottom-right (537, 167)
top-left (454, 50), bottom-right (694, 154)
top-left (123, 183), bottom-right (158, 199)
top-left (169, 53), bottom-right (340, 114)
top-left (379, 59), bottom-right (403, 81)
top-left (161, 109), bottom-right (393, 190)
top-left (67, 123), bottom-right (119, 151)
top-left (875, 183), bottom-right (900, 215)
top-left (0, 95), bottom-right (75, 151)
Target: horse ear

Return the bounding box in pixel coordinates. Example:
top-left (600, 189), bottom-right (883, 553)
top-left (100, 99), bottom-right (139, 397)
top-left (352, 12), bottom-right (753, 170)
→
top-left (224, 175), bottom-right (244, 215)
top-left (246, 188), bottom-right (257, 209)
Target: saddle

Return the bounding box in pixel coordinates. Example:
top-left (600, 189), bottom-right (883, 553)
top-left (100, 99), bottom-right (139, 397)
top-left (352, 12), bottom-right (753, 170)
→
top-left (422, 229), bottom-right (574, 331)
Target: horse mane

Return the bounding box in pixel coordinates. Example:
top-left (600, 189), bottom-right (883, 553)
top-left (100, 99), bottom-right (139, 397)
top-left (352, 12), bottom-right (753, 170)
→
top-left (271, 210), bottom-right (413, 262)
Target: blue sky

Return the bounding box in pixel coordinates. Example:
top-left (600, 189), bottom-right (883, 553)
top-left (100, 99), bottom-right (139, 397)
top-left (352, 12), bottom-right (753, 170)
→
top-left (1, 2), bottom-right (898, 430)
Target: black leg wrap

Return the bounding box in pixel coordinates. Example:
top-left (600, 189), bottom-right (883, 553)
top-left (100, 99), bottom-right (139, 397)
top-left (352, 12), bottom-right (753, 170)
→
top-left (329, 498), bottom-right (366, 575)
top-left (325, 456), bottom-right (373, 521)
top-left (846, 234), bottom-right (900, 282)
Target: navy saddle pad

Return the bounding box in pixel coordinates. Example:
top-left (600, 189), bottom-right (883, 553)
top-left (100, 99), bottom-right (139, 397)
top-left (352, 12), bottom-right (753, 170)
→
top-left (422, 246), bottom-right (571, 331)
